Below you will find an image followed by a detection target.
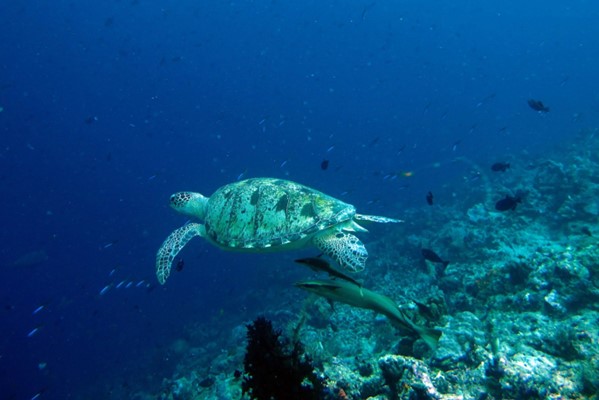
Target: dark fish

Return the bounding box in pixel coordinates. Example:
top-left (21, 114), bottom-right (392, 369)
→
top-left (421, 249), bottom-right (449, 268)
top-left (495, 195), bottom-right (521, 211)
top-left (581, 226), bottom-right (592, 237)
top-left (412, 299), bottom-right (436, 320)
top-left (491, 162), bottom-right (510, 172)
top-left (175, 258), bottom-right (185, 272)
top-left (320, 159), bottom-right (329, 170)
top-left (295, 257), bottom-right (361, 287)
top-left (198, 377), bottom-right (215, 388)
top-left (527, 99), bottom-right (550, 113)
top-left (426, 191), bottom-right (433, 206)
top-left (84, 116), bottom-right (97, 124)
top-left (369, 136), bottom-right (380, 146)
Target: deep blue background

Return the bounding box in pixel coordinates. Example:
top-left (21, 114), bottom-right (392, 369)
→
top-left (1, 1), bottom-right (598, 398)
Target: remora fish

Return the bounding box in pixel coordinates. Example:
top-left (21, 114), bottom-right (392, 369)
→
top-left (295, 279), bottom-right (441, 350)
top-left (295, 257), bottom-right (361, 287)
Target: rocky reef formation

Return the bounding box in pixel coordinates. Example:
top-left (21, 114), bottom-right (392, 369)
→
top-left (141, 129), bottom-right (599, 399)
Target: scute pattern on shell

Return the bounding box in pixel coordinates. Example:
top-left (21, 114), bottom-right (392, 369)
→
top-left (204, 178), bottom-right (355, 249)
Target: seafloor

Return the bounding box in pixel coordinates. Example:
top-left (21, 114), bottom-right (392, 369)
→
top-left (132, 129), bottom-right (598, 400)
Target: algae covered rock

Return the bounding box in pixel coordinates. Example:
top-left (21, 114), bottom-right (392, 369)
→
top-left (431, 312), bottom-right (488, 371)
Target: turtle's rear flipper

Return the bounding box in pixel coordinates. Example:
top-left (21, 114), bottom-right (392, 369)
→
top-left (355, 214), bottom-right (404, 224)
top-left (313, 232), bottom-right (368, 273)
top-left (156, 223), bottom-right (205, 284)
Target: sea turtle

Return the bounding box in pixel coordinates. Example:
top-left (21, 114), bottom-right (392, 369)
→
top-left (156, 178), bottom-right (402, 284)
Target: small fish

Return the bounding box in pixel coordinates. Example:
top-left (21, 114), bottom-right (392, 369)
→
top-left (31, 391), bottom-right (44, 400)
top-left (452, 140), bottom-right (462, 152)
top-left (327, 145), bottom-right (335, 152)
top-left (109, 268), bottom-right (116, 277)
top-left (280, 160), bottom-right (288, 168)
top-left (321, 159), bottom-right (329, 170)
top-left (148, 174), bottom-right (157, 180)
top-left (581, 226), bottom-right (592, 237)
top-left (116, 280), bottom-right (126, 289)
top-left (27, 327), bottom-right (41, 338)
top-left (426, 191), bottom-right (433, 206)
top-left (295, 257), bottom-right (361, 287)
top-left (125, 281), bottom-right (133, 289)
top-left (136, 280), bottom-right (146, 287)
top-left (476, 93), bottom-right (496, 108)
top-left (491, 162), bottom-right (510, 172)
top-left (198, 376), bottom-right (215, 388)
top-left (99, 285), bottom-right (111, 296)
top-left (527, 99), bottom-right (550, 113)
top-left (421, 248), bottom-right (449, 268)
top-left (465, 171), bottom-right (482, 182)
top-left (32, 305), bottom-right (45, 315)
top-left (412, 299), bottom-right (436, 320)
top-left (495, 195), bottom-right (522, 211)
top-left (237, 171), bottom-right (246, 181)
top-left (176, 258), bottom-right (185, 272)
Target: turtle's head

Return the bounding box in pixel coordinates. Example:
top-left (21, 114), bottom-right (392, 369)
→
top-left (169, 192), bottom-right (208, 219)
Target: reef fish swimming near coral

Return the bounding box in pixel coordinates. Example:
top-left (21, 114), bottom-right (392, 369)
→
top-left (426, 191), bottom-right (433, 206)
top-left (421, 248), bottom-right (449, 268)
top-left (495, 195), bottom-right (522, 211)
top-left (491, 162), bottom-right (510, 172)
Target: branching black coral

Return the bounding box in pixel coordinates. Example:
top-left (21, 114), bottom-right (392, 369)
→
top-left (242, 316), bottom-right (327, 400)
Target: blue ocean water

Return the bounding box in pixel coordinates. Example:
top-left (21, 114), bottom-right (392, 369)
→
top-left (1, 1), bottom-right (598, 399)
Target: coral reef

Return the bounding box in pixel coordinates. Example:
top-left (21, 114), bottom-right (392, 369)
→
top-left (241, 316), bottom-right (327, 400)
top-left (143, 130), bottom-right (599, 399)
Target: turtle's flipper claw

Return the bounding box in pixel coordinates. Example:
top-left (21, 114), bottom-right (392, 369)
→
top-left (313, 231), bottom-right (368, 273)
top-left (156, 223), bottom-right (205, 284)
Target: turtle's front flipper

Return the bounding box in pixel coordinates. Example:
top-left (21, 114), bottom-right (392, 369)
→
top-left (313, 231), bottom-right (368, 273)
top-left (355, 214), bottom-right (404, 224)
top-left (156, 223), bottom-right (205, 284)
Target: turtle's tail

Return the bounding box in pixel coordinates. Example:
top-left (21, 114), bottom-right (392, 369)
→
top-left (156, 223), bottom-right (205, 284)
top-left (355, 214), bottom-right (404, 224)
